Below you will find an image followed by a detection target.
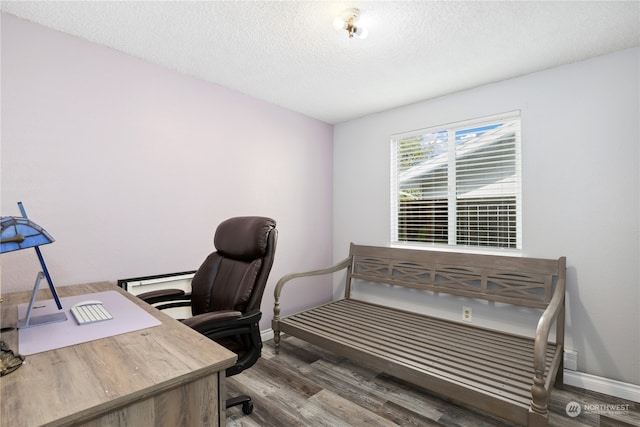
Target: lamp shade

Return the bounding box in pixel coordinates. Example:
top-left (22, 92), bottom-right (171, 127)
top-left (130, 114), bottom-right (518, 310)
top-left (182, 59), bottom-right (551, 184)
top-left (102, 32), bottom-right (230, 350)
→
top-left (0, 216), bottom-right (55, 253)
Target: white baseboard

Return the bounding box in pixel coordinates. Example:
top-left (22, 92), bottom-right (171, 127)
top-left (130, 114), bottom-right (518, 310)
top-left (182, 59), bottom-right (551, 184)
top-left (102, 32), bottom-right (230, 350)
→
top-left (262, 329), bottom-right (639, 403)
top-left (261, 328), bottom-right (274, 342)
top-left (564, 370), bottom-right (640, 403)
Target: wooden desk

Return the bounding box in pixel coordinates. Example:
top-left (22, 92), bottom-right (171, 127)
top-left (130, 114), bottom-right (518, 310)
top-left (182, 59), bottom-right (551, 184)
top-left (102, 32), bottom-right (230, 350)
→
top-left (0, 282), bottom-right (236, 427)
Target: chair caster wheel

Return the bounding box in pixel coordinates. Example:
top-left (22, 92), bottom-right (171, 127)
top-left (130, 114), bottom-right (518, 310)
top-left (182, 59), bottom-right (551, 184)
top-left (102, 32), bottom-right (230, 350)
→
top-left (242, 401), bottom-right (253, 415)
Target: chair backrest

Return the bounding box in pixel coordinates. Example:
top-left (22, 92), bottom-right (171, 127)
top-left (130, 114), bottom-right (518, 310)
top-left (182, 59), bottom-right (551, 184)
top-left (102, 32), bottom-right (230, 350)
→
top-left (190, 216), bottom-right (277, 316)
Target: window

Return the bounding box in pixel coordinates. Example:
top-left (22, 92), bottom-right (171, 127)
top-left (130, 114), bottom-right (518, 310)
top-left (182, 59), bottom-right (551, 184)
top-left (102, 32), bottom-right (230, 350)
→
top-left (391, 111), bottom-right (521, 250)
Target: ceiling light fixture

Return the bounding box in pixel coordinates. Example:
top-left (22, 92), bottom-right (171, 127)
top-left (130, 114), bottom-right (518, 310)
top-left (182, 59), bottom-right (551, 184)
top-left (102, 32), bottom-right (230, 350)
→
top-left (333, 8), bottom-right (368, 39)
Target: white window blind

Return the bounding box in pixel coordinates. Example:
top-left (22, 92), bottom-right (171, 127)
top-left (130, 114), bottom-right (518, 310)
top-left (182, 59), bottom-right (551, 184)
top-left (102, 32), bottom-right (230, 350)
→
top-left (391, 111), bottom-right (521, 250)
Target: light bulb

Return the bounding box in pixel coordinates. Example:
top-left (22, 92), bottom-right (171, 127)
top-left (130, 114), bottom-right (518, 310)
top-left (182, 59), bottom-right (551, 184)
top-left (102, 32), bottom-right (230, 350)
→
top-left (333, 17), bottom-right (347, 31)
top-left (354, 26), bottom-right (368, 39)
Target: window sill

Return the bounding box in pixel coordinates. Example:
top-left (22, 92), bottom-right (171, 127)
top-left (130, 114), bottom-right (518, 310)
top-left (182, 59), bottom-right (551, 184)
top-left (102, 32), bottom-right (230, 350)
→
top-left (390, 242), bottom-right (523, 257)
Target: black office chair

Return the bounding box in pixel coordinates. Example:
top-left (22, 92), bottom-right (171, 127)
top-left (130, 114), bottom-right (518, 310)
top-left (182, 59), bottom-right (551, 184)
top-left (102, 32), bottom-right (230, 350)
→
top-left (138, 216), bottom-right (277, 415)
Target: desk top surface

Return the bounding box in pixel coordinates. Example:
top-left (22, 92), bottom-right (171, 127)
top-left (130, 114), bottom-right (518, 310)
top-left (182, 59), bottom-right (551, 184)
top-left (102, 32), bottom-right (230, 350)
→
top-left (0, 282), bottom-right (237, 427)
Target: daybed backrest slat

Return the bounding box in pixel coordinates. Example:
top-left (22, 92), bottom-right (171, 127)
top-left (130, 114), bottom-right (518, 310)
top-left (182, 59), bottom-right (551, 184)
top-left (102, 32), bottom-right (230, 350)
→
top-left (348, 244), bottom-right (563, 309)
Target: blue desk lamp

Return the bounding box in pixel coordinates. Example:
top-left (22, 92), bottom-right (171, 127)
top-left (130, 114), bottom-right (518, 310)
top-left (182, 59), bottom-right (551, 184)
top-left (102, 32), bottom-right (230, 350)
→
top-left (1, 202), bottom-right (67, 328)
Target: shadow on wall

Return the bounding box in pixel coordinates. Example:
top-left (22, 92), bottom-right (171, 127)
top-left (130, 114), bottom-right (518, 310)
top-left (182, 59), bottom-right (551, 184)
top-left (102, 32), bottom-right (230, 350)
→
top-left (566, 265), bottom-right (624, 381)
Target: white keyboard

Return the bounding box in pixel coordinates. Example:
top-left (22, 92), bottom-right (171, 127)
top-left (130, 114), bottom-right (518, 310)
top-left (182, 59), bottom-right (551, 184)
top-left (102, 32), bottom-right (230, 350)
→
top-left (70, 300), bottom-right (113, 325)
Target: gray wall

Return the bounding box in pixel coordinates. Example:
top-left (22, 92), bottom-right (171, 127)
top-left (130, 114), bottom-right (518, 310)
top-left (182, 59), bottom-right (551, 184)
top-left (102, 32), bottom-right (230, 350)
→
top-left (333, 48), bottom-right (640, 385)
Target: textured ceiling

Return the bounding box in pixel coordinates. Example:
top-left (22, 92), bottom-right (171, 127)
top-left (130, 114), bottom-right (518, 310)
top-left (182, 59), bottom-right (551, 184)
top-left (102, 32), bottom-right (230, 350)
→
top-left (2, 1), bottom-right (639, 124)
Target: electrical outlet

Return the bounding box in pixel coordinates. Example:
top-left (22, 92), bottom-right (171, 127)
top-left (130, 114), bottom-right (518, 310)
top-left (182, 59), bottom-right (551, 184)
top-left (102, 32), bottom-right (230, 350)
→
top-left (564, 350), bottom-right (578, 371)
top-left (462, 306), bottom-right (472, 322)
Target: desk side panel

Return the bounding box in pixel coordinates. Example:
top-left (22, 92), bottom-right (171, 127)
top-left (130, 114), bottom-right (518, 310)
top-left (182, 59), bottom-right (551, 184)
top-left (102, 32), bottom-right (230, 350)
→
top-left (79, 372), bottom-right (223, 427)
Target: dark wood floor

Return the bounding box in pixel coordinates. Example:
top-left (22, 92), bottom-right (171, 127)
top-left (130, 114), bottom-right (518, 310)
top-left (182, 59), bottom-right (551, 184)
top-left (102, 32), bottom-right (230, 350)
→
top-left (226, 335), bottom-right (639, 427)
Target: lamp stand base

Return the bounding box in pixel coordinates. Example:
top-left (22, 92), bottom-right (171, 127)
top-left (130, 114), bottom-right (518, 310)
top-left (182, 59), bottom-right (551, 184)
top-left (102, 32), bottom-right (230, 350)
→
top-left (17, 312), bottom-right (67, 329)
top-left (17, 270), bottom-right (67, 329)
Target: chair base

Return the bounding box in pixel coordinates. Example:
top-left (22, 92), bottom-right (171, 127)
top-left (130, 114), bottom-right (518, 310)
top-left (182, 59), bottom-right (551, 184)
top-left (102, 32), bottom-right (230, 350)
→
top-left (226, 394), bottom-right (253, 415)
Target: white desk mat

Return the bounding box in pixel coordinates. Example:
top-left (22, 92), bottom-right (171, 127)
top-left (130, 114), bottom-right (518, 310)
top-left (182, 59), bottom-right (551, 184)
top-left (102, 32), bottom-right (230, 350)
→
top-left (18, 290), bottom-right (161, 355)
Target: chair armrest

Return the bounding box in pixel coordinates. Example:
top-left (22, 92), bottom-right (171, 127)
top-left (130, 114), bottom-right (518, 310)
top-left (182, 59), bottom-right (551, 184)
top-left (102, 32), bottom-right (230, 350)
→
top-left (184, 309), bottom-right (261, 341)
top-left (182, 310), bottom-right (242, 329)
top-left (137, 288), bottom-right (188, 305)
top-left (185, 309), bottom-right (264, 376)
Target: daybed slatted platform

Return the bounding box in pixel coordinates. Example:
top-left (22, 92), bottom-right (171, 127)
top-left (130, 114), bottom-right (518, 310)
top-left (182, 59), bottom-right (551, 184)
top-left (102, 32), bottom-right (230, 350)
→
top-left (273, 244), bottom-right (566, 426)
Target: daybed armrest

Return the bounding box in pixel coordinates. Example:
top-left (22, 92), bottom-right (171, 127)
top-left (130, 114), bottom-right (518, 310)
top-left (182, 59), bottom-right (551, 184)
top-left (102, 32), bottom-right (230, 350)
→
top-left (530, 273), bottom-right (566, 417)
top-left (273, 256), bottom-right (352, 300)
top-left (272, 256), bottom-right (351, 354)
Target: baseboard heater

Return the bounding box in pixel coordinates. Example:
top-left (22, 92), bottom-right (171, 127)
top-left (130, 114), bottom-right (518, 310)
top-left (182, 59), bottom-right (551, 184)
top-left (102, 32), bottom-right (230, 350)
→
top-left (118, 271), bottom-right (196, 319)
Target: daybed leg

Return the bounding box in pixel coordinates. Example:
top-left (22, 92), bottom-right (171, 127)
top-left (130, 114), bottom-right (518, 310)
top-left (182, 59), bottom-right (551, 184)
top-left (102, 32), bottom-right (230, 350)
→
top-left (528, 410), bottom-right (549, 427)
top-left (273, 329), bottom-right (281, 355)
top-left (273, 298), bottom-right (281, 355)
top-left (529, 374), bottom-right (550, 426)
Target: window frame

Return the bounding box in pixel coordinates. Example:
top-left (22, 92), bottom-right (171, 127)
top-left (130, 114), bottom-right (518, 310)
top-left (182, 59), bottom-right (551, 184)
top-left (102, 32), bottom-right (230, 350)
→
top-left (390, 111), bottom-right (522, 254)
